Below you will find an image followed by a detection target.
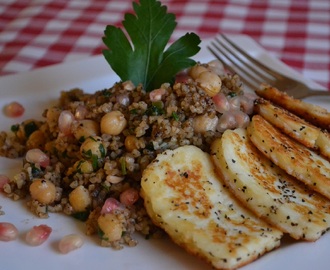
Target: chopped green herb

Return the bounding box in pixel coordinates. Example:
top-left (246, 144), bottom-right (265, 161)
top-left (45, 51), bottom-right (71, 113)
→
top-left (91, 155), bottom-right (99, 170)
top-left (146, 101), bottom-right (165, 116)
top-left (97, 227), bottom-right (108, 240)
top-left (24, 121), bottom-right (38, 137)
top-left (82, 149), bottom-right (93, 159)
top-left (130, 108), bottom-right (138, 115)
top-left (100, 182), bottom-right (110, 192)
top-left (72, 210), bottom-right (90, 221)
top-left (88, 136), bottom-right (97, 142)
top-left (146, 142), bottom-right (155, 151)
top-left (99, 143), bottom-right (106, 158)
top-left (101, 89), bottom-right (111, 97)
top-left (228, 92), bottom-right (237, 97)
top-left (78, 136), bottom-right (85, 143)
top-left (172, 111), bottom-right (179, 121)
top-left (31, 164), bottom-right (42, 177)
top-left (102, 0), bottom-right (201, 92)
top-left (74, 160), bottom-right (84, 174)
top-left (10, 124), bottom-right (19, 133)
top-left (120, 157), bottom-right (127, 175)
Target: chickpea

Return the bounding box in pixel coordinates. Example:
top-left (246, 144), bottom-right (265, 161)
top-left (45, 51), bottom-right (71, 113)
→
top-left (189, 65), bottom-right (222, 97)
top-left (80, 136), bottom-right (106, 159)
top-left (195, 71), bottom-right (222, 97)
top-left (69, 185), bottom-right (91, 212)
top-left (207, 60), bottom-right (225, 75)
top-left (100, 111), bottom-right (127, 136)
top-left (124, 135), bottom-right (139, 152)
top-left (29, 179), bottom-right (56, 204)
top-left (188, 65), bottom-right (208, 79)
top-left (73, 160), bottom-right (94, 174)
top-left (97, 213), bottom-right (123, 242)
top-left (193, 114), bottom-right (218, 133)
top-left (72, 120), bottom-right (100, 142)
top-left (26, 130), bottom-right (46, 150)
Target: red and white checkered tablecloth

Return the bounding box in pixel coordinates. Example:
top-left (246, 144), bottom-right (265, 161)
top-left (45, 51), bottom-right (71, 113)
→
top-left (1, 0), bottom-right (330, 89)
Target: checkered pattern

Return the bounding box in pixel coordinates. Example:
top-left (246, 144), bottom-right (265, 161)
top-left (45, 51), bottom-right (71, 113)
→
top-left (1, 0), bottom-right (329, 89)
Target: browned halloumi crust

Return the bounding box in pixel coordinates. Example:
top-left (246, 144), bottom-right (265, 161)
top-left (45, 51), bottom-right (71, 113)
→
top-left (255, 85), bottom-right (330, 131)
top-left (254, 98), bottom-right (320, 149)
top-left (211, 128), bottom-right (330, 241)
top-left (254, 98), bottom-right (330, 160)
top-left (141, 145), bottom-right (282, 270)
top-left (316, 130), bottom-right (330, 160)
top-left (247, 115), bottom-right (330, 200)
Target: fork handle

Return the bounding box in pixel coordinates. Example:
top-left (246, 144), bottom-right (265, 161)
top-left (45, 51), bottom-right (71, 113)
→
top-left (308, 89), bottom-right (330, 96)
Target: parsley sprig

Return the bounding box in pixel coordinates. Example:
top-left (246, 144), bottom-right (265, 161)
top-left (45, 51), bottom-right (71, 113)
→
top-left (102, 0), bottom-right (201, 92)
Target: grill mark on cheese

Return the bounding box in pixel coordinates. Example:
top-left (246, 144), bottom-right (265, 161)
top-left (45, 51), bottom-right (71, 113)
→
top-left (163, 161), bottom-right (212, 219)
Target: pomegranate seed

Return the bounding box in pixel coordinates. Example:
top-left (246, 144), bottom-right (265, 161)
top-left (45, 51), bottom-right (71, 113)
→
top-left (74, 105), bottom-right (88, 120)
top-left (58, 110), bottom-right (75, 135)
top-left (25, 149), bottom-right (50, 168)
top-left (149, 88), bottom-right (166, 102)
top-left (100, 197), bottom-right (123, 214)
top-left (175, 72), bottom-right (190, 84)
top-left (0, 175), bottom-right (10, 190)
top-left (25, 224), bottom-right (52, 246)
top-left (0, 222), bottom-right (19, 241)
top-left (119, 188), bottom-right (139, 206)
top-left (25, 148), bottom-right (50, 168)
top-left (3, 101), bottom-right (25, 118)
top-left (58, 234), bottom-right (84, 254)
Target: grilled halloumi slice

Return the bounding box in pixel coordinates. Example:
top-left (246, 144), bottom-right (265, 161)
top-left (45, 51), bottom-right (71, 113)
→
top-left (255, 85), bottom-right (330, 131)
top-left (141, 145), bottom-right (282, 270)
top-left (211, 128), bottom-right (330, 241)
top-left (254, 98), bottom-right (320, 149)
top-left (316, 130), bottom-right (330, 160)
top-left (254, 98), bottom-right (330, 160)
top-left (247, 115), bottom-right (330, 200)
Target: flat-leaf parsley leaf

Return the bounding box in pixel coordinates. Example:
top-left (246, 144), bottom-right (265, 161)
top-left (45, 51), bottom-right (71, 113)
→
top-left (102, 0), bottom-right (201, 92)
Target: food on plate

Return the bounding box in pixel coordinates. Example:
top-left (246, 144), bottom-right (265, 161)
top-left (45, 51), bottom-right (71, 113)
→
top-left (0, 60), bottom-right (254, 250)
top-left (254, 98), bottom-right (320, 149)
top-left (316, 130), bottom-right (330, 160)
top-left (0, 222), bottom-right (19, 241)
top-left (25, 224), bottom-right (52, 246)
top-left (248, 115), bottom-right (330, 200)
top-left (1, 0), bottom-right (330, 267)
top-left (0, 174), bottom-right (10, 190)
top-left (3, 101), bottom-right (25, 118)
top-left (211, 128), bottom-right (330, 241)
top-left (102, 0), bottom-right (201, 92)
top-left (58, 234), bottom-right (84, 254)
top-left (256, 85), bottom-right (330, 131)
top-left (254, 98), bottom-right (330, 160)
top-left (141, 145), bottom-right (282, 270)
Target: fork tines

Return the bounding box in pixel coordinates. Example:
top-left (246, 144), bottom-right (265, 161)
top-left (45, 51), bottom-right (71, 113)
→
top-left (207, 34), bottom-right (278, 90)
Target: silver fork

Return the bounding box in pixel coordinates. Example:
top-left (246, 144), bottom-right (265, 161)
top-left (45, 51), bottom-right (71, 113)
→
top-left (207, 34), bottom-right (330, 99)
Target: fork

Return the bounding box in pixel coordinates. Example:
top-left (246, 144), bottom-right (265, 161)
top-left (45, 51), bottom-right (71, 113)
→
top-left (207, 34), bottom-right (330, 99)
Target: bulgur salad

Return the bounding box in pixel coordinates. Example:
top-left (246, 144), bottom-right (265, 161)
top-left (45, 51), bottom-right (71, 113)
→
top-left (0, 58), bottom-right (256, 248)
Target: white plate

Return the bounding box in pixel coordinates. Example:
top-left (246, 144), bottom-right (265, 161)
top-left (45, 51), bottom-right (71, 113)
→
top-left (1, 35), bottom-right (330, 270)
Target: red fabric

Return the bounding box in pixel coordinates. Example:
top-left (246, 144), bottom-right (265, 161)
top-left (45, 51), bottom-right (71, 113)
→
top-left (1, 0), bottom-right (329, 89)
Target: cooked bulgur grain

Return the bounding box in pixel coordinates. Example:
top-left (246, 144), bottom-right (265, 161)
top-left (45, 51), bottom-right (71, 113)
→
top-left (0, 61), bottom-right (256, 249)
